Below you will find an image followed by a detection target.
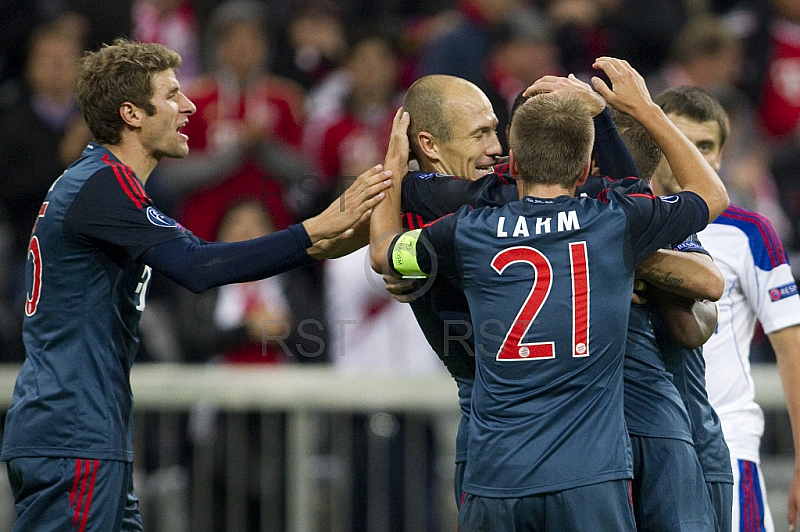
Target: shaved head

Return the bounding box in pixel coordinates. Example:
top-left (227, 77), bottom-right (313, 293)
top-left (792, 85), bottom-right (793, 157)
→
top-left (403, 75), bottom-right (486, 160)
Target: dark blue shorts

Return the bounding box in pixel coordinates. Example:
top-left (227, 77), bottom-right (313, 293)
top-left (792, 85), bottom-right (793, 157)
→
top-left (454, 461), bottom-right (466, 509)
top-left (7, 457), bottom-right (143, 532)
top-left (630, 434), bottom-right (715, 531)
top-left (707, 479), bottom-right (733, 532)
top-left (459, 479), bottom-right (636, 531)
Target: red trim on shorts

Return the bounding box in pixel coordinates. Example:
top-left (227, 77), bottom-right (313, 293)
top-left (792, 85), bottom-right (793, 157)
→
top-left (79, 460), bottom-right (99, 532)
top-left (69, 458), bottom-right (99, 530)
top-left (69, 459), bottom-right (82, 509)
top-left (73, 459), bottom-right (90, 527)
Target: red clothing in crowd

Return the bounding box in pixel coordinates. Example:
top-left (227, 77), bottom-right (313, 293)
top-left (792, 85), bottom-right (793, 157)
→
top-left (178, 76), bottom-right (305, 240)
top-left (759, 19), bottom-right (800, 138)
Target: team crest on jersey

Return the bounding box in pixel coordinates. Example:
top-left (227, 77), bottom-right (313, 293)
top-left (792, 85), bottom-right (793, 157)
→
top-left (146, 206), bottom-right (176, 228)
top-left (769, 282), bottom-right (798, 302)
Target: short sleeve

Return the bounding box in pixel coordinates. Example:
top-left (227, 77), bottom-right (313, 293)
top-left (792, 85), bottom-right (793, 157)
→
top-left (614, 190), bottom-right (710, 265)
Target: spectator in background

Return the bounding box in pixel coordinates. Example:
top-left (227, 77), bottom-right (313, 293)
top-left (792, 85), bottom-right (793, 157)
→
top-left (544, 0), bottom-right (687, 79)
top-left (485, 8), bottom-right (563, 149)
top-left (544, 0), bottom-right (615, 78)
top-left (313, 34), bottom-right (403, 188)
top-left (273, 1), bottom-right (348, 92)
top-left (416, 0), bottom-right (522, 90)
top-left (176, 199), bottom-right (293, 364)
top-left (770, 130), bottom-right (800, 258)
top-left (758, 0), bottom-right (800, 140)
top-left (161, 0), bottom-right (309, 240)
top-left (647, 15), bottom-right (743, 98)
top-left (132, 0), bottom-right (202, 82)
top-left (145, 0), bottom-right (328, 366)
top-left (0, 16), bottom-right (92, 308)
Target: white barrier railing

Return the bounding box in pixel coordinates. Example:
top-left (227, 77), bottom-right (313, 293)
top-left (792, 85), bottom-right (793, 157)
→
top-left (0, 363), bottom-right (789, 532)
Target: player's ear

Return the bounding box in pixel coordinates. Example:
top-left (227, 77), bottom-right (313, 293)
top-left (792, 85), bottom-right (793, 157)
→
top-left (417, 131), bottom-right (439, 161)
top-left (575, 161), bottom-right (590, 187)
top-left (119, 102), bottom-right (143, 128)
top-left (509, 150), bottom-right (521, 179)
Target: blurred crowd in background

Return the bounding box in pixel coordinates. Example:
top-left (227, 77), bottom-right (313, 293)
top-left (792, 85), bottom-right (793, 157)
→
top-left (1, 0), bottom-right (800, 368)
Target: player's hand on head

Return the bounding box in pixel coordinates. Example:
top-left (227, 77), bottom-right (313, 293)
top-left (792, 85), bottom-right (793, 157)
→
top-left (524, 74), bottom-right (606, 116)
top-left (384, 107), bottom-right (410, 181)
top-left (590, 57), bottom-right (655, 118)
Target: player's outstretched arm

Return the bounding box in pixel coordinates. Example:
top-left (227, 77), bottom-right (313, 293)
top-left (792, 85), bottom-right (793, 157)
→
top-left (590, 57), bottom-right (729, 222)
top-left (302, 164), bottom-right (392, 259)
top-left (767, 325), bottom-right (800, 532)
top-left (370, 108), bottom-right (410, 276)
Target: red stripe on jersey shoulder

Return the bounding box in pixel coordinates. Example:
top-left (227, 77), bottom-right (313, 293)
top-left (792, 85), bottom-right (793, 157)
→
top-left (422, 209), bottom-right (465, 228)
top-left (597, 188), bottom-right (654, 203)
top-left (102, 154), bottom-right (148, 209)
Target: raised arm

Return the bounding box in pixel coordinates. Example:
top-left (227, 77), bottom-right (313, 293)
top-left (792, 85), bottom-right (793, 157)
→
top-left (591, 57), bottom-right (729, 222)
top-left (370, 108), bottom-right (410, 275)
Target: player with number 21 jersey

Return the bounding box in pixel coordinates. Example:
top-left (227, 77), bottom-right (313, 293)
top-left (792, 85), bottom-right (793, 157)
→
top-left (389, 187), bottom-right (709, 497)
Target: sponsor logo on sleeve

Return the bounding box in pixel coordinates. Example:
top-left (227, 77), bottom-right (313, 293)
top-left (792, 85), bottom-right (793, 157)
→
top-left (659, 195), bottom-right (680, 204)
top-left (769, 282), bottom-right (798, 302)
top-left (146, 206), bottom-right (176, 228)
top-left (673, 241), bottom-right (703, 253)
top-left (416, 172), bottom-right (443, 180)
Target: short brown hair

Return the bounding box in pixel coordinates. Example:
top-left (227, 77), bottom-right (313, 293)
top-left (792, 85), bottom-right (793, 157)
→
top-left (610, 108), bottom-right (662, 181)
top-left (76, 38), bottom-right (181, 145)
top-left (402, 75), bottom-right (455, 160)
top-left (509, 93), bottom-right (594, 187)
top-left (655, 86), bottom-right (729, 149)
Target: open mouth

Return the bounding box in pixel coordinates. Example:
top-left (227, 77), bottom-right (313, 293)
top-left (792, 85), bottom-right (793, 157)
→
top-left (475, 166), bottom-right (493, 177)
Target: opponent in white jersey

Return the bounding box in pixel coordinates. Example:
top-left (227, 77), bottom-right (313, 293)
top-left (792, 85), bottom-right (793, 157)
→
top-left (654, 86), bottom-right (800, 532)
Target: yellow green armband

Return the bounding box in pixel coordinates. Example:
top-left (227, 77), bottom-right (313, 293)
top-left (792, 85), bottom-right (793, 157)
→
top-left (391, 229), bottom-right (428, 279)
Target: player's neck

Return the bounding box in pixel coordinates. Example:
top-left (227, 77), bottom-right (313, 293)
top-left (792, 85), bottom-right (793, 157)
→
top-left (518, 181), bottom-right (574, 200)
top-left (103, 141), bottom-right (158, 185)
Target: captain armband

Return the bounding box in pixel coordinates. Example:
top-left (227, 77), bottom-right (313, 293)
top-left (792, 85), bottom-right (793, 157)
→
top-left (391, 229), bottom-right (428, 279)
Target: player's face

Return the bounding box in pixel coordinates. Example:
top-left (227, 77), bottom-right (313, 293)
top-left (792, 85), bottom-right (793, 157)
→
top-left (651, 113), bottom-right (723, 195)
top-left (437, 90), bottom-right (502, 181)
top-left (141, 69), bottom-right (196, 160)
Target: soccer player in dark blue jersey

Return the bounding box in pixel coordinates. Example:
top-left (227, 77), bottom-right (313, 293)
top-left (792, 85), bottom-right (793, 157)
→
top-left (0, 39), bottom-right (390, 531)
top-left (371, 57), bottom-right (730, 531)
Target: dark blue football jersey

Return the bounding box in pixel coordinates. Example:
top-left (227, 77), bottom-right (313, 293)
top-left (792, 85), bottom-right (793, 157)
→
top-left (655, 318), bottom-right (734, 484)
top-left (1, 143), bottom-right (190, 462)
top-left (401, 189), bottom-right (709, 496)
top-left (403, 172), bottom-right (699, 444)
